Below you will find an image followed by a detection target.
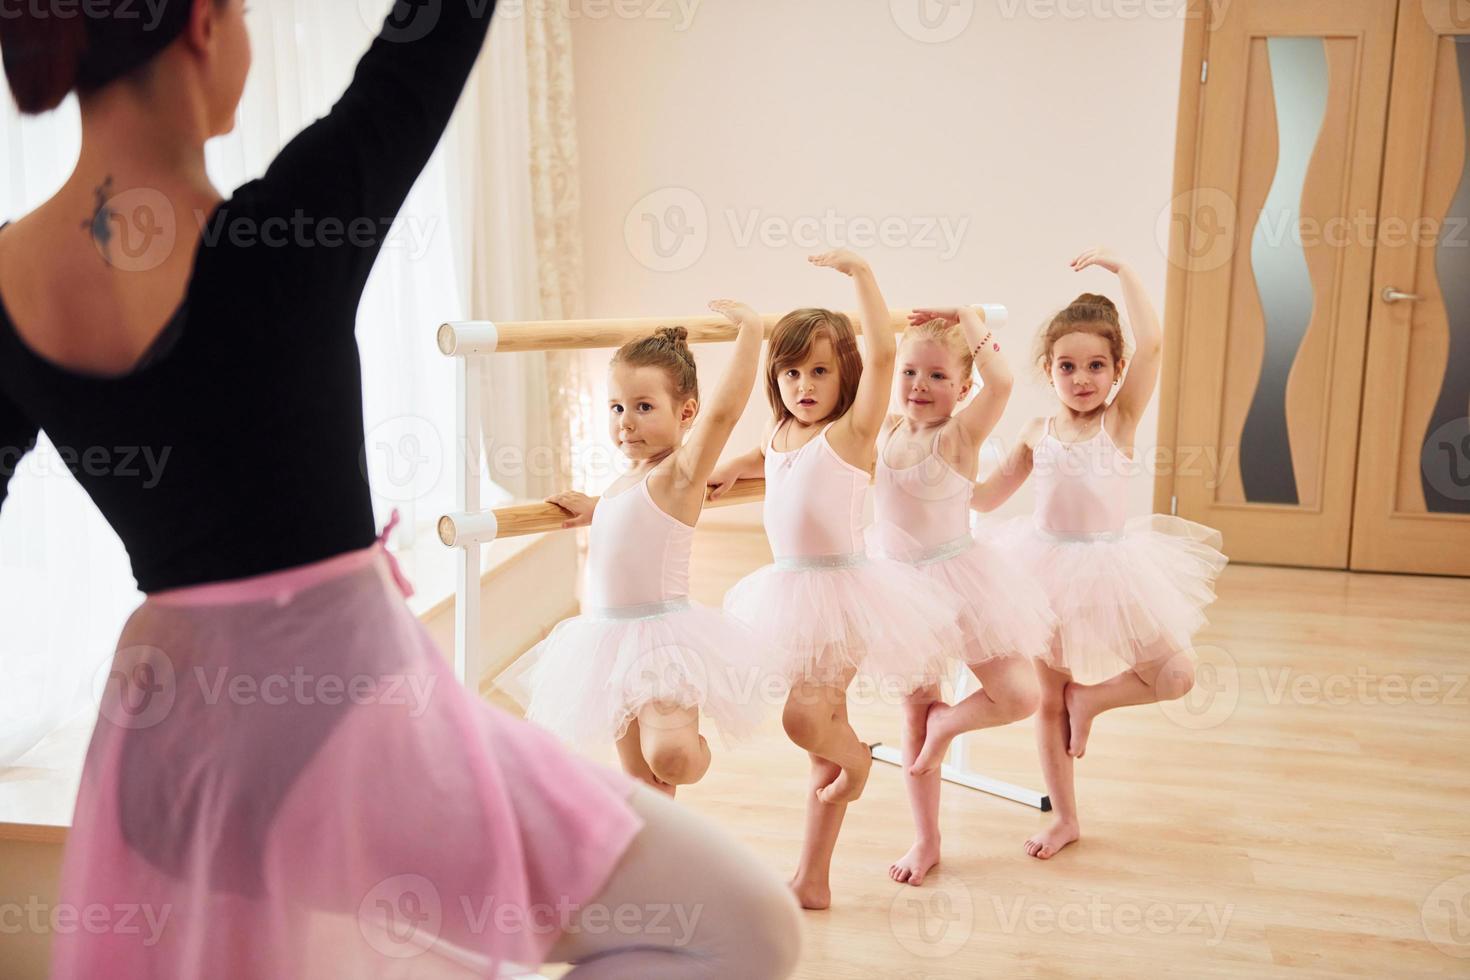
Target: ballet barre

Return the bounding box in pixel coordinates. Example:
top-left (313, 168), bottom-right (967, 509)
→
top-left (436, 308), bottom-right (1046, 811)
top-left (436, 308), bottom-right (932, 357)
top-left (437, 478), bottom-right (767, 546)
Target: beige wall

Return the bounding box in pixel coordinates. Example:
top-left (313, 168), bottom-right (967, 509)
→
top-left (571, 1), bottom-right (1189, 521)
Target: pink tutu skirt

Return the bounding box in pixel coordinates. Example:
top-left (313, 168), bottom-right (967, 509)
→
top-left (722, 552), bottom-right (962, 692)
top-left (871, 525), bottom-right (1058, 666)
top-left (52, 544), bottom-right (643, 979)
top-left (1002, 514), bottom-right (1228, 684)
top-left (501, 598), bottom-right (782, 745)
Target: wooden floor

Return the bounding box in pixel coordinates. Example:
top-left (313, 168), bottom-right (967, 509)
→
top-left (560, 527), bottom-right (1470, 978)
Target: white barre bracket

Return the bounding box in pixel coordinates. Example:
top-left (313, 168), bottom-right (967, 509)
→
top-left (438, 321), bottom-right (500, 357)
top-left (439, 511), bottom-right (500, 548)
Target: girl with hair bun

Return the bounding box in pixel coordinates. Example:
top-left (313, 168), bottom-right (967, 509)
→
top-left (971, 247), bottom-right (1227, 861)
top-left (510, 302), bottom-right (783, 794)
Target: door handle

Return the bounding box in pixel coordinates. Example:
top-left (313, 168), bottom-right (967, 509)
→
top-left (1382, 287), bottom-right (1421, 304)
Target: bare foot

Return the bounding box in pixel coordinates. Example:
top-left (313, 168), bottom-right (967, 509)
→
top-left (909, 700), bottom-right (956, 775)
top-left (789, 874), bottom-right (832, 910)
top-left (1063, 682), bottom-right (1095, 758)
top-left (889, 839), bottom-right (941, 886)
top-left (1023, 819), bottom-right (1079, 860)
top-left (816, 749), bottom-right (872, 805)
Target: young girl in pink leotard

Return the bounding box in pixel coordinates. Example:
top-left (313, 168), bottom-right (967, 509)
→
top-left (971, 247), bottom-right (1227, 860)
top-left (712, 250), bottom-right (962, 910)
top-left (871, 305), bottom-right (1056, 887)
top-left (510, 301), bottom-right (779, 796)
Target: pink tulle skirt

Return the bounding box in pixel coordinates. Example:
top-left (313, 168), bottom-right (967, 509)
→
top-left (501, 598), bottom-right (784, 745)
top-left (872, 526), bottom-right (1058, 666)
top-left (51, 544), bottom-right (643, 979)
top-left (1002, 514), bottom-right (1228, 684)
top-left (723, 552), bottom-right (962, 692)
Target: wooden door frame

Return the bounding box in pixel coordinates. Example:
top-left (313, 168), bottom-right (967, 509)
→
top-left (1155, 0), bottom-right (1216, 516)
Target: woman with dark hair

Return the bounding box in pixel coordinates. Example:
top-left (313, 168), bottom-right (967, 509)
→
top-left (0, 2), bottom-right (799, 976)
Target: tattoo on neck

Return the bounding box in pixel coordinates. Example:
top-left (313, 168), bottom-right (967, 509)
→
top-left (82, 176), bottom-right (118, 264)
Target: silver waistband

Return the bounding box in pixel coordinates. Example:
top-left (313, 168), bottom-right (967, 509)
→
top-left (586, 596), bottom-right (692, 621)
top-left (1035, 525), bottom-right (1125, 543)
top-left (774, 552), bottom-right (868, 571)
top-left (901, 534), bottom-right (977, 567)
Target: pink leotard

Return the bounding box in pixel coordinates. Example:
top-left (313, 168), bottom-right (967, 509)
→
top-left (585, 470), bottom-right (695, 611)
top-left (1030, 407), bottom-right (1136, 536)
top-left (874, 420), bottom-right (973, 556)
top-left (762, 421), bottom-right (869, 560)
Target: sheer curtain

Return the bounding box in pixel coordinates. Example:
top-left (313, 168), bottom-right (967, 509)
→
top-left (0, 0), bottom-right (583, 767)
top-left (448, 3), bottom-right (594, 502)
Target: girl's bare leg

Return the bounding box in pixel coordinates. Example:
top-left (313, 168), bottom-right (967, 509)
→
top-left (615, 718), bottom-right (674, 797)
top-left (1027, 654), bottom-right (1080, 860)
top-left (781, 673), bottom-right (870, 805)
top-left (781, 668), bottom-right (865, 910)
top-left (636, 702), bottom-right (712, 787)
top-left (891, 685), bottom-right (942, 886)
top-left (1063, 642), bottom-right (1196, 758)
top-left (911, 654), bottom-right (1040, 775)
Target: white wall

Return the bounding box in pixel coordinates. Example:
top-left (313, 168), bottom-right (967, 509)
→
top-left (570, 0), bottom-right (1189, 522)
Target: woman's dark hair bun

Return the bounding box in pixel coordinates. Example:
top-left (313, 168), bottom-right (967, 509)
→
top-left (1, 13), bottom-right (89, 115)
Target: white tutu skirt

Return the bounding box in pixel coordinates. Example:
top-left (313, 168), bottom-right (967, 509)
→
top-left (722, 554), bottom-right (962, 693)
top-left (502, 599), bottom-right (780, 745)
top-left (1002, 514), bottom-right (1228, 684)
top-left (870, 524), bottom-right (1058, 667)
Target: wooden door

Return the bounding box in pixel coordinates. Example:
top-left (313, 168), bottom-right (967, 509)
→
top-left (1350, 0), bottom-right (1470, 576)
top-left (1164, 0), bottom-right (1397, 567)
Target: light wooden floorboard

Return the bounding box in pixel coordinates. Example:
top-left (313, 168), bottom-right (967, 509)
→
top-left (553, 527), bottom-right (1470, 978)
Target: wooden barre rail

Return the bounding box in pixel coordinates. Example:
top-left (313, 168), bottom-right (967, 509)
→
top-left (438, 477), bottom-right (768, 545)
top-left (435, 306), bottom-right (1005, 356)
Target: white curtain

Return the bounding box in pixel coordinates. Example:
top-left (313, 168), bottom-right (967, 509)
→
top-left (0, 0), bottom-right (580, 767)
top-left (449, 6), bottom-right (591, 501)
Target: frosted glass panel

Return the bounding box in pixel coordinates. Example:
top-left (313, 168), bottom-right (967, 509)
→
top-left (1241, 37), bottom-right (1328, 505)
top-left (1421, 38), bottom-right (1470, 514)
